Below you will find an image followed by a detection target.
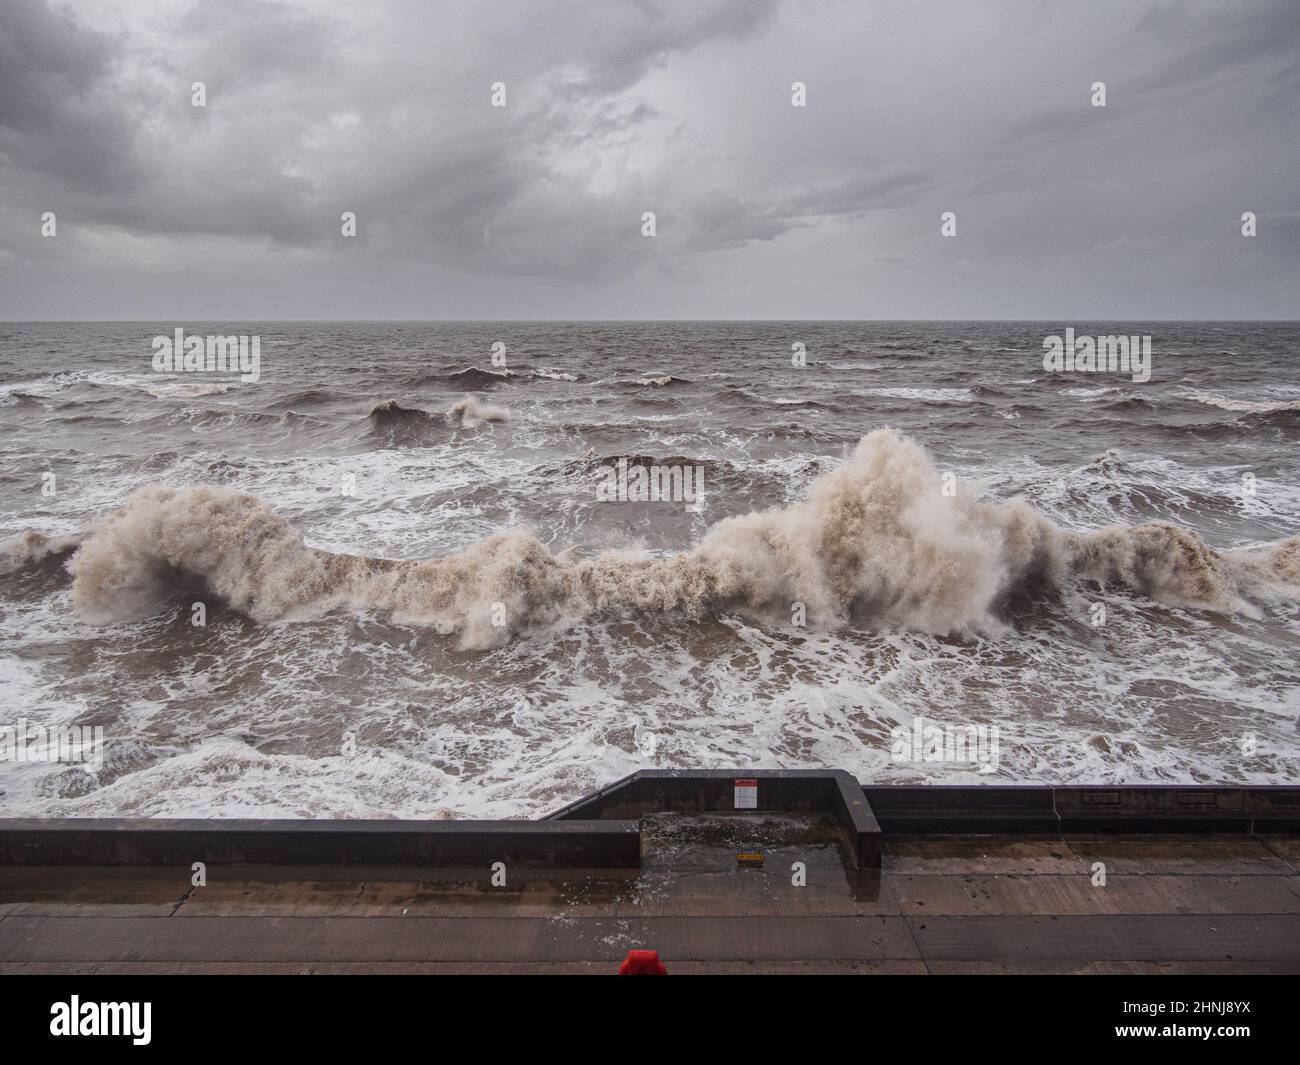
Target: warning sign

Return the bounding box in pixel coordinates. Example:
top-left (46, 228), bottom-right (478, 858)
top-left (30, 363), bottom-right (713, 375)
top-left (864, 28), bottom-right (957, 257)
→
top-left (734, 778), bottom-right (758, 809)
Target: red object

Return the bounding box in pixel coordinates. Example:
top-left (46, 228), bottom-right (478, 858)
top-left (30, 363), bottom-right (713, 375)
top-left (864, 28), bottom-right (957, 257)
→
top-left (618, 949), bottom-right (668, 975)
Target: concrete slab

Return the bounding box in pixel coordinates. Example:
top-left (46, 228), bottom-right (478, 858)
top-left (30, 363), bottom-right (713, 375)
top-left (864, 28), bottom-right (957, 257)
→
top-left (0, 914), bottom-right (923, 964)
top-left (911, 914), bottom-right (1300, 963)
top-left (890, 873), bottom-right (1300, 916)
top-left (883, 837), bottom-right (1088, 875)
top-left (2, 813), bottom-right (1298, 973)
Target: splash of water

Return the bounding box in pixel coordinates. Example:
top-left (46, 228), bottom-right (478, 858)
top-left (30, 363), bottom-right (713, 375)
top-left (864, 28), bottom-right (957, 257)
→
top-left (6, 428), bottom-right (1296, 648)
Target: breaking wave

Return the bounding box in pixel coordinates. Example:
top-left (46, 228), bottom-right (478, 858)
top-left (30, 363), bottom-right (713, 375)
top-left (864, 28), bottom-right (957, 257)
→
top-left (404, 366), bottom-right (578, 389)
top-left (146, 381), bottom-right (238, 399)
top-left (1190, 393), bottom-right (1300, 415)
top-left (443, 367), bottom-right (517, 388)
top-left (0, 530), bottom-right (82, 575)
top-left (7, 429), bottom-right (1297, 649)
top-left (367, 395), bottom-right (510, 444)
top-left (634, 375), bottom-right (690, 387)
top-left (445, 395), bottom-right (510, 426)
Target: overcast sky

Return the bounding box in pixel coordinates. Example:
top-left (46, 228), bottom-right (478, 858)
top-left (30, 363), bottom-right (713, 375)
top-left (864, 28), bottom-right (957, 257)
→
top-left (0, 0), bottom-right (1296, 320)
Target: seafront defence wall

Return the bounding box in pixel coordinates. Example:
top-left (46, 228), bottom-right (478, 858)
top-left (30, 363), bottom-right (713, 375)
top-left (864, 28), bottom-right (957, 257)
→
top-left (1, 776), bottom-right (1297, 872)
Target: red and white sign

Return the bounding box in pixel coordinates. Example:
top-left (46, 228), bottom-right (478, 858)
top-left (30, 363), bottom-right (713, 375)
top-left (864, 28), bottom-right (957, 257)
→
top-left (734, 778), bottom-right (758, 810)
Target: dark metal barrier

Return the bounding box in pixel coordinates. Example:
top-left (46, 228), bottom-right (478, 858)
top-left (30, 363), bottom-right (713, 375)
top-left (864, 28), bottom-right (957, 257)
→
top-left (863, 784), bottom-right (1300, 834)
top-left (0, 817), bottom-right (641, 868)
top-left (2, 778), bottom-right (1296, 872)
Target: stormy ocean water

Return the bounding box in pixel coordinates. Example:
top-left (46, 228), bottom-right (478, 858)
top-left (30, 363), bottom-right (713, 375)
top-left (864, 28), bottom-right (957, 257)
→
top-left (1, 321), bottom-right (1298, 819)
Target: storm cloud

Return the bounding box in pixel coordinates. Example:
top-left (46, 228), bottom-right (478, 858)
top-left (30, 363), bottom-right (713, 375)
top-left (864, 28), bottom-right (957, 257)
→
top-left (0, 0), bottom-right (1296, 318)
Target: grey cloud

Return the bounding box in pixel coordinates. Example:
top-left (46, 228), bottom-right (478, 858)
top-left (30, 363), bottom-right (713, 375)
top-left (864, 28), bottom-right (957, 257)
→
top-left (669, 169), bottom-right (934, 255)
top-left (784, 169), bottom-right (934, 220)
top-left (1004, 0), bottom-right (1300, 147)
top-left (552, 0), bottom-right (780, 97)
top-left (173, 0), bottom-right (336, 86)
top-left (0, 0), bottom-right (1295, 319)
top-left (0, 0), bottom-right (140, 192)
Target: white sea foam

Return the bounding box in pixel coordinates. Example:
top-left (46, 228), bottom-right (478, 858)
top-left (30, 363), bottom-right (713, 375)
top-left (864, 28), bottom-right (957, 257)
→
top-left (1190, 392), bottom-right (1300, 414)
top-left (146, 381), bottom-right (238, 399)
top-left (859, 387), bottom-right (975, 403)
